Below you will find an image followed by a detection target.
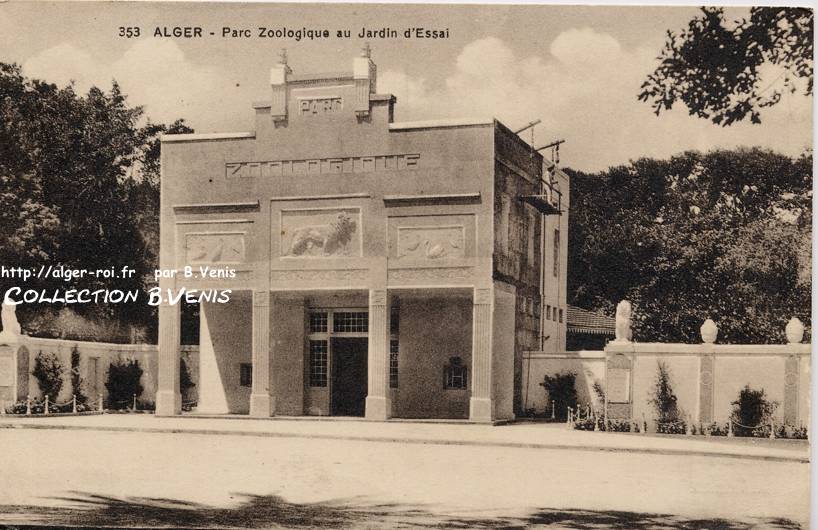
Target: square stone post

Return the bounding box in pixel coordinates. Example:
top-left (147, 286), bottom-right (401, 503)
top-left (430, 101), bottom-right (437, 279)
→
top-left (365, 289), bottom-right (391, 420)
top-left (249, 290), bottom-right (273, 417)
top-left (155, 300), bottom-right (181, 416)
top-left (783, 352), bottom-right (799, 425)
top-left (469, 287), bottom-right (494, 422)
top-left (697, 348), bottom-right (715, 424)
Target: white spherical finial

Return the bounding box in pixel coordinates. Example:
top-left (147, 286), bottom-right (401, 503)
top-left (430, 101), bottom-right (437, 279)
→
top-left (785, 317), bottom-right (804, 344)
top-left (700, 319), bottom-right (718, 344)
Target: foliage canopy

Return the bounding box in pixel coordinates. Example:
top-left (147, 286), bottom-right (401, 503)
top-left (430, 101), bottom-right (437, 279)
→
top-left (639, 7), bottom-right (813, 125)
top-left (566, 148), bottom-right (811, 343)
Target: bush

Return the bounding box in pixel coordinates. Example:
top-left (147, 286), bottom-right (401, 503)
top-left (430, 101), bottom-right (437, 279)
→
top-left (657, 421), bottom-right (687, 435)
top-left (32, 351), bottom-right (64, 402)
top-left (573, 416), bottom-right (633, 432)
top-left (105, 358), bottom-right (144, 410)
top-left (540, 372), bottom-right (578, 421)
top-left (731, 385), bottom-right (778, 437)
top-left (650, 361), bottom-right (682, 430)
top-left (69, 346), bottom-right (87, 405)
top-left (180, 358), bottom-right (195, 401)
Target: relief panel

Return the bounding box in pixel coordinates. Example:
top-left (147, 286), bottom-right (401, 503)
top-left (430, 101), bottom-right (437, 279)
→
top-left (185, 232), bottom-right (246, 264)
top-left (397, 226), bottom-right (465, 260)
top-left (280, 208), bottom-right (361, 258)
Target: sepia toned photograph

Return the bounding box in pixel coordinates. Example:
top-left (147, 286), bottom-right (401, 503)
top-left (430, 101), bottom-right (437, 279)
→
top-left (0, 2), bottom-right (812, 528)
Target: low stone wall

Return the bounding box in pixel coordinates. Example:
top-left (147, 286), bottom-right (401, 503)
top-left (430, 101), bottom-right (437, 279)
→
top-left (521, 350), bottom-right (605, 413)
top-left (524, 317), bottom-right (810, 429)
top-left (0, 335), bottom-right (201, 408)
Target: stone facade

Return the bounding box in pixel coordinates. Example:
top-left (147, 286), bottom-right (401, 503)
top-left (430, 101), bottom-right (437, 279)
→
top-left (156, 50), bottom-right (569, 422)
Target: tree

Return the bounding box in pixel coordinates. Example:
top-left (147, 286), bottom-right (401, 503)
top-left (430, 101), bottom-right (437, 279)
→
top-left (0, 62), bottom-right (191, 341)
top-left (639, 7), bottom-right (813, 125)
top-left (566, 147), bottom-right (811, 343)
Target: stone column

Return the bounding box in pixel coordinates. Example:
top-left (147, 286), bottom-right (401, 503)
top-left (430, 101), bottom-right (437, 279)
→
top-left (155, 300), bottom-right (181, 416)
top-left (469, 287), bottom-right (494, 422)
top-left (249, 290), bottom-right (273, 417)
top-left (365, 289), bottom-right (391, 420)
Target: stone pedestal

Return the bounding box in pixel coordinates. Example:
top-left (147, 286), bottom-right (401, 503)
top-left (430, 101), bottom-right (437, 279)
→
top-left (249, 291), bottom-right (273, 417)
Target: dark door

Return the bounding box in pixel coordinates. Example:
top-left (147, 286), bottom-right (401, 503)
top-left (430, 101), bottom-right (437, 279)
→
top-left (331, 337), bottom-right (368, 416)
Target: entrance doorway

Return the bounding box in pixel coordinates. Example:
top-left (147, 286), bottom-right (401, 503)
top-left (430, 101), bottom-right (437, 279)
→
top-left (331, 337), bottom-right (368, 416)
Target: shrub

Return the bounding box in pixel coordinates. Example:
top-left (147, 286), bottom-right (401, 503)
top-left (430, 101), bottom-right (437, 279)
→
top-left (657, 421), bottom-right (687, 435)
top-left (731, 385), bottom-right (778, 437)
top-left (540, 372), bottom-right (578, 421)
top-left (592, 380), bottom-right (605, 405)
top-left (180, 358), bottom-right (195, 401)
top-left (573, 416), bottom-right (633, 432)
top-left (105, 358), bottom-right (144, 410)
top-left (32, 351), bottom-right (64, 402)
top-left (649, 361), bottom-right (683, 429)
top-left (69, 346), bottom-right (87, 405)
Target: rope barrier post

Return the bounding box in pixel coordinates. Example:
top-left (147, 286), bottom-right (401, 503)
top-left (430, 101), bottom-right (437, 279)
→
top-left (44, 395), bottom-right (49, 415)
top-left (593, 411), bottom-right (598, 431)
top-left (727, 420), bottom-right (734, 437)
top-left (25, 395), bottom-right (31, 416)
top-left (551, 400), bottom-right (555, 420)
top-left (685, 414), bottom-right (692, 436)
top-left (566, 406), bottom-right (571, 425)
top-left (72, 395), bottom-right (77, 414)
top-left (98, 393), bottom-right (103, 413)
top-left (132, 394), bottom-right (137, 412)
top-left (769, 419), bottom-right (775, 440)
top-left (641, 413), bottom-right (646, 435)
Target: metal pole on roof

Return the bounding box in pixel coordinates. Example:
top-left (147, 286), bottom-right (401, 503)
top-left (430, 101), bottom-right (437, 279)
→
top-left (535, 138), bottom-right (565, 151)
top-left (513, 119), bottom-right (541, 135)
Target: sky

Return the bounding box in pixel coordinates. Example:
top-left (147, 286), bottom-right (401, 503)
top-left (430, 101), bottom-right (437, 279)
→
top-left (0, 2), bottom-right (812, 171)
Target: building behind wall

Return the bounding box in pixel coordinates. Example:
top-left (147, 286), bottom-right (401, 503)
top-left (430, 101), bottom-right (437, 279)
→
top-left (156, 47), bottom-right (569, 422)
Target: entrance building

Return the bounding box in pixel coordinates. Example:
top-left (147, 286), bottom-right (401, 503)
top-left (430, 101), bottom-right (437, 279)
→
top-left (155, 47), bottom-right (569, 422)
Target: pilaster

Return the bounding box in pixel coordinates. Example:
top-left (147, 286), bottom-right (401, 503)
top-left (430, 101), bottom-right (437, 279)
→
top-left (155, 299), bottom-right (181, 416)
top-left (365, 288), bottom-right (391, 420)
top-left (698, 345), bottom-right (715, 424)
top-left (469, 286), bottom-right (493, 422)
top-left (249, 290), bottom-right (273, 417)
top-left (783, 351), bottom-right (799, 425)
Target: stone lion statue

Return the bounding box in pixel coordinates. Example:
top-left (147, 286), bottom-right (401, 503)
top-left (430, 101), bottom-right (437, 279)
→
top-left (614, 300), bottom-right (632, 343)
top-left (0, 300), bottom-right (21, 338)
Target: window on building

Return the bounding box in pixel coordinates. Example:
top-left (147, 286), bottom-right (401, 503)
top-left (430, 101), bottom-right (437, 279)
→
top-left (527, 210), bottom-right (537, 265)
top-left (389, 339), bottom-right (399, 389)
top-left (390, 305), bottom-right (400, 335)
top-left (444, 357), bottom-right (468, 390)
top-left (309, 311), bottom-right (328, 333)
top-left (239, 363), bottom-right (252, 387)
top-left (309, 340), bottom-right (328, 387)
top-left (546, 305), bottom-right (551, 321)
top-left (333, 311), bottom-right (368, 333)
top-left (559, 308), bottom-right (564, 323)
top-left (553, 228), bottom-right (560, 277)
top-left (498, 195), bottom-right (511, 253)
